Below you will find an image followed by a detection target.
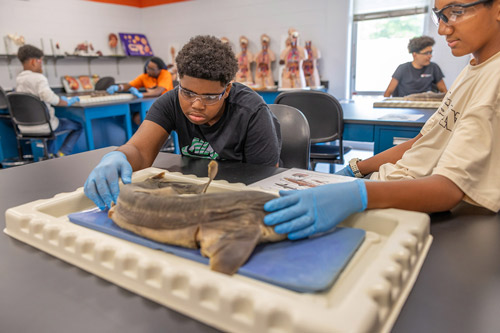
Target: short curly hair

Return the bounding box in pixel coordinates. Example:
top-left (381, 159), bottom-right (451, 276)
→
top-left (18, 45), bottom-right (44, 63)
top-left (408, 36), bottom-right (435, 53)
top-left (176, 35), bottom-right (238, 86)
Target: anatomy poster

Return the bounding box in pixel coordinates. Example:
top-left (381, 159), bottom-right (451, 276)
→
top-left (119, 33), bottom-right (153, 56)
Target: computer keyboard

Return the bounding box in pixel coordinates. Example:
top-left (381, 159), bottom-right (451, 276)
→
top-left (76, 93), bottom-right (135, 105)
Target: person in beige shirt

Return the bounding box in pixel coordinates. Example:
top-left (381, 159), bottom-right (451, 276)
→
top-left (264, 0), bottom-right (500, 240)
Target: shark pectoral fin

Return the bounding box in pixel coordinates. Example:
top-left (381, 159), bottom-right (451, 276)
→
top-left (199, 224), bottom-right (261, 275)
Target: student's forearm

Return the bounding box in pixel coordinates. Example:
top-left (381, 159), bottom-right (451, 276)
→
top-left (365, 175), bottom-right (464, 212)
top-left (143, 86), bottom-right (166, 97)
top-left (358, 134), bottom-right (421, 175)
top-left (436, 80), bottom-right (447, 93)
top-left (383, 79), bottom-right (398, 97)
top-left (116, 143), bottom-right (149, 171)
top-left (117, 121), bottom-right (168, 170)
top-left (56, 99), bottom-right (68, 106)
top-left (120, 83), bottom-right (132, 92)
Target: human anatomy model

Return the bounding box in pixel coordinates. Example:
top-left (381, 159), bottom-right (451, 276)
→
top-left (254, 34), bottom-right (276, 88)
top-left (303, 40), bottom-right (321, 87)
top-left (168, 46), bottom-right (178, 81)
top-left (235, 36), bottom-right (254, 85)
top-left (279, 28), bottom-right (306, 89)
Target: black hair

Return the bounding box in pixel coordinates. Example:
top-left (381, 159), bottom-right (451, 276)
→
top-left (176, 35), bottom-right (238, 85)
top-left (143, 56), bottom-right (168, 73)
top-left (17, 45), bottom-right (44, 63)
top-left (407, 36), bottom-right (435, 53)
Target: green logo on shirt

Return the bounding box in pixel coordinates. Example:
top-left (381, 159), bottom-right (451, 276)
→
top-left (181, 137), bottom-right (219, 159)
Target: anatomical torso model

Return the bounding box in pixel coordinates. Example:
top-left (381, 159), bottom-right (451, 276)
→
top-left (279, 28), bottom-right (306, 89)
top-left (254, 34), bottom-right (276, 88)
top-left (235, 36), bottom-right (254, 85)
top-left (303, 41), bottom-right (321, 88)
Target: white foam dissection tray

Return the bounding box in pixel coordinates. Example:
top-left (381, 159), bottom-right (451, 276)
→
top-left (4, 167), bottom-right (432, 333)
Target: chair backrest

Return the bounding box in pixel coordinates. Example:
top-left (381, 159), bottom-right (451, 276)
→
top-left (0, 86), bottom-right (10, 111)
top-left (7, 92), bottom-right (54, 132)
top-left (275, 90), bottom-right (344, 144)
top-left (94, 76), bottom-right (115, 91)
top-left (269, 104), bottom-right (310, 169)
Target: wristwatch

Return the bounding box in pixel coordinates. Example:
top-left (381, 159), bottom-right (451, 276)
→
top-left (349, 158), bottom-right (364, 178)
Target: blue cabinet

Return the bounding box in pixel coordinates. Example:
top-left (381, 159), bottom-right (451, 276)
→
top-left (374, 126), bottom-right (420, 154)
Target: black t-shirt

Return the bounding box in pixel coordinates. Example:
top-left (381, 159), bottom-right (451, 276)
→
top-left (392, 62), bottom-right (444, 97)
top-left (145, 82), bottom-right (281, 166)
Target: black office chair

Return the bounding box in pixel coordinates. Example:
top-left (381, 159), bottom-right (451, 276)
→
top-left (94, 76), bottom-right (115, 91)
top-left (269, 104), bottom-right (310, 169)
top-left (275, 90), bottom-right (351, 172)
top-left (0, 86), bottom-right (10, 118)
top-left (7, 92), bottom-right (67, 160)
top-left (1, 87), bottom-right (36, 166)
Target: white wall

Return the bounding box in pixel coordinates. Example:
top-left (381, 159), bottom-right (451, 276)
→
top-left (142, 0), bottom-right (352, 98)
top-left (0, 0), bottom-right (352, 98)
top-left (0, 0), bottom-right (146, 90)
top-left (0, 0), bottom-right (467, 98)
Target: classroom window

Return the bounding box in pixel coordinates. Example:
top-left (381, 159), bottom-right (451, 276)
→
top-left (351, 1), bottom-right (429, 97)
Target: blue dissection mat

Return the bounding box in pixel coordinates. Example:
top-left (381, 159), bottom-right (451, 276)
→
top-left (68, 209), bottom-right (365, 293)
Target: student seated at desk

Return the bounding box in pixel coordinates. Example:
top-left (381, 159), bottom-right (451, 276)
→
top-left (264, 0), bottom-right (500, 240)
top-left (384, 35), bottom-right (447, 97)
top-left (16, 45), bottom-right (82, 157)
top-left (107, 57), bottom-right (174, 124)
top-left (84, 35), bottom-right (281, 210)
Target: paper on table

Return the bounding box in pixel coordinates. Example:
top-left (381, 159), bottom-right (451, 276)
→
top-left (249, 168), bottom-right (354, 192)
top-left (377, 113), bottom-right (424, 121)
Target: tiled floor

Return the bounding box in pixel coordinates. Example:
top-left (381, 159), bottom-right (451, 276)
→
top-left (314, 141), bottom-right (374, 174)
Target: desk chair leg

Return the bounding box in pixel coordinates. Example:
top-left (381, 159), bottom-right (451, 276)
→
top-left (171, 131), bottom-right (181, 155)
top-left (16, 139), bottom-right (24, 161)
top-left (42, 140), bottom-right (50, 160)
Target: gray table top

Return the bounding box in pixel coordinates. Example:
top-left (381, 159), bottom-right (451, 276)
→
top-left (341, 101), bottom-right (436, 127)
top-left (1, 149), bottom-right (499, 332)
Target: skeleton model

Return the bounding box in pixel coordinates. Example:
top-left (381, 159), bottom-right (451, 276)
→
top-left (279, 28), bottom-right (306, 89)
top-left (303, 40), bottom-right (321, 88)
top-left (235, 36), bottom-right (254, 85)
top-left (254, 34), bottom-right (276, 88)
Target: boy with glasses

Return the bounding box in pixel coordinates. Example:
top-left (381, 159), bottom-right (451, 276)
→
top-left (264, 0), bottom-right (500, 240)
top-left (84, 35), bottom-right (281, 210)
top-left (384, 35), bottom-right (447, 97)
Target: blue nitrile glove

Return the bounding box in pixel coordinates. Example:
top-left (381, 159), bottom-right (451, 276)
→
top-left (60, 96), bottom-right (79, 106)
top-left (67, 96), bottom-right (80, 106)
top-left (335, 165), bottom-right (355, 177)
top-left (129, 87), bottom-right (143, 99)
top-left (83, 151), bottom-right (133, 211)
top-left (106, 84), bottom-right (119, 94)
top-left (264, 180), bottom-right (368, 240)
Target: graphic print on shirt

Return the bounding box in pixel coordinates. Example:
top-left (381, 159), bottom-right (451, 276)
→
top-left (181, 137), bottom-right (219, 159)
top-left (438, 96), bottom-right (460, 132)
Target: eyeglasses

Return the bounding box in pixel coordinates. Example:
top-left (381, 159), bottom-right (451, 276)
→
top-left (146, 65), bottom-right (160, 73)
top-left (178, 85), bottom-right (227, 105)
top-left (432, 0), bottom-right (491, 26)
top-left (417, 51), bottom-right (432, 55)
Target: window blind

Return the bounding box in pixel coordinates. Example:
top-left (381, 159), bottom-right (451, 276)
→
top-left (354, 0), bottom-right (429, 21)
